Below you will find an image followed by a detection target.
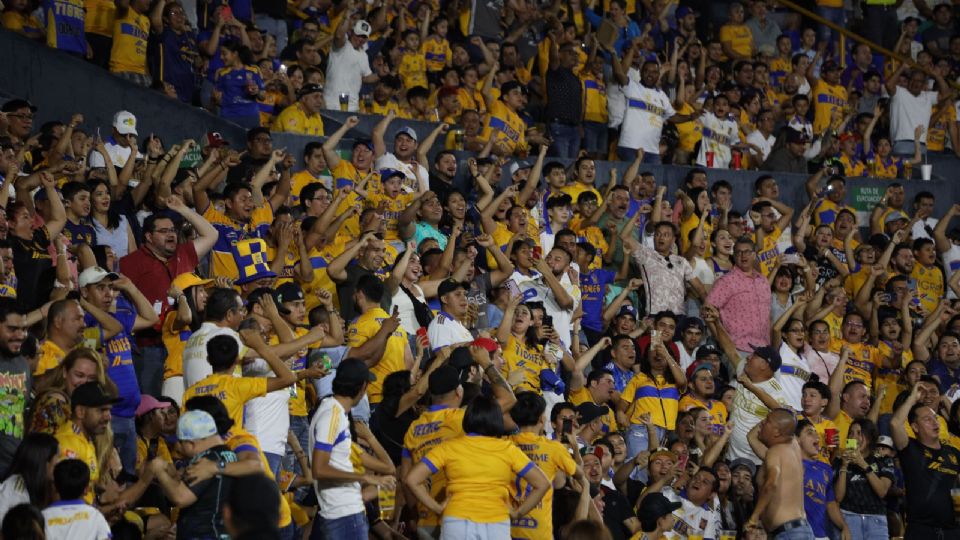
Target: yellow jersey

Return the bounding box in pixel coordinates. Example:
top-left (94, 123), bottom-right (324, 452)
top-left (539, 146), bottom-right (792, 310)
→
top-left (876, 339), bottom-right (912, 415)
top-left (289, 170), bottom-right (331, 206)
top-left (622, 373), bottom-right (681, 430)
top-left (366, 191), bottom-right (414, 242)
top-left (271, 103), bottom-right (325, 136)
top-left (84, 0), bottom-right (116, 37)
top-left (509, 431), bottom-right (577, 539)
top-left (161, 311), bottom-right (192, 380)
top-left (675, 102), bottom-right (701, 153)
top-left (755, 226), bottom-right (783, 277)
top-left (135, 435), bottom-right (172, 471)
top-left (482, 99), bottom-right (527, 155)
top-left (183, 373), bottom-right (268, 429)
top-left (928, 104), bottom-right (956, 152)
top-left (911, 264), bottom-right (944, 315)
top-left (719, 24), bottom-right (753, 59)
top-left (678, 394), bottom-right (728, 435)
top-left (269, 328), bottom-right (311, 418)
top-left (1, 11), bottom-right (44, 39)
top-left (421, 435), bottom-right (536, 523)
top-left (226, 427), bottom-right (292, 527)
top-left (839, 153), bottom-right (867, 177)
top-left (367, 99), bottom-right (404, 117)
top-left (799, 414), bottom-right (837, 464)
top-left (109, 9), bottom-right (149, 74)
top-left (302, 247), bottom-right (338, 312)
top-left (569, 386), bottom-right (617, 435)
top-left (769, 57), bottom-right (791, 88)
top-left (36, 339), bottom-right (67, 377)
top-left (204, 204), bottom-right (273, 281)
top-left (330, 160), bottom-right (377, 237)
top-left (502, 335), bottom-right (548, 395)
top-left (347, 307), bottom-right (408, 403)
top-left (582, 74), bottom-right (608, 124)
top-left (833, 409), bottom-right (852, 442)
top-left (398, 49), bottom-right (428, 90)
top-left (421, 37), bottom-right (452, 72)
top-left (812, 80), bottom-right (847, 135)
top-left (55, 421), bottom-right (98, 503)
top-left (680, 214), bottom-right (714, 257)
top-left (828, 338), bottom-right (879, 390)
top-left (402, 405), bottom-right (466, 527)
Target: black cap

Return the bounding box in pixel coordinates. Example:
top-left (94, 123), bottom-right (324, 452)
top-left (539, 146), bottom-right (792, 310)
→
top-left (247, 287), bottom-right (292, 315)
top-left (637, 492), bottom-right (682, 529)
top-left (299, 83), bottom-right (324, 97)
top-left (785, 127), bottom-right (808, 144)
top-left (352, 139), bottom-right (374, 151)
top-left (678, 316), bottom-right (705, 333)
top-left (437, 279), bottom-right (469, 299)
top-left (334, 359), bottom-right (376, 386)
top-left (729, 457), bottom-right (757, 477)
top-left (429, 365), bottom-right (462, 395)
top-left (695, 345), bottom-right (720, 359)
top-left (71, 382), bottom-right (121, 407)
top-left (576, 402), bottom-right (609, 424)
top-left (750, 344), bottom-right (782, 372)
top-left (276, 282), bottom-right (304, 304)
top-left (1, 99), bottom-right (36, 113)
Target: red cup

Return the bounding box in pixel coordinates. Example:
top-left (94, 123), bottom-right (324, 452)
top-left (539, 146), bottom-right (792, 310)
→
top-left (706, 151), bottom-right (715, 168)
top-left (825, 428), bottom-right (838, 448)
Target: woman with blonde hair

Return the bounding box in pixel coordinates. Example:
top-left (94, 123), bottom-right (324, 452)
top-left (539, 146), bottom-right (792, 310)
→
top-left (30, 348), bottom-right (116, 434)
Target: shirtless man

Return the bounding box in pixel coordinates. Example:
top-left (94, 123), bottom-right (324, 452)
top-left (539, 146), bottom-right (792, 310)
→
top-left (746, 408), bottom-right (815, 539)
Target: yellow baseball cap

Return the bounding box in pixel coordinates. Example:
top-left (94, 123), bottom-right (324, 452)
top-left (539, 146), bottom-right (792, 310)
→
top-left (171, 272), bottom-right (213, 292)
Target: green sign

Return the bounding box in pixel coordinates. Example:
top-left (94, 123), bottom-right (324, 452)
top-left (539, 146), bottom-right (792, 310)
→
top-left (850, 185), bottom-right (884, 225)
top-left (179, 146), bottom-right (203, 169)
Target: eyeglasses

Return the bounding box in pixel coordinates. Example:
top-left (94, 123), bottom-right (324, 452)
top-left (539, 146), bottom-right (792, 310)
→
top-left (6, 113), bottom-right (33, 121)
top-left (810, 329), bottom-right (831, 335)
top-left (734, 249), bottom-right (755, 256)
top-left (152, 227), bottom-right (177, 235)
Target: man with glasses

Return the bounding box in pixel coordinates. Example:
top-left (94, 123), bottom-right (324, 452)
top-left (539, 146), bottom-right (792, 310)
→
top-left (706, 237), bottom-right (772, 356)
top-left (121, 196), bottom-right (219, 396)
top-left (0, 99), bottom-right (35, 148)
top-left (324, 20), bottom-right (378, 112)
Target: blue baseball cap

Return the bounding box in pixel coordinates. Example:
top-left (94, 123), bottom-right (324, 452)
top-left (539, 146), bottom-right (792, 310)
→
top-left (177, 410), bottom-right (219, 441)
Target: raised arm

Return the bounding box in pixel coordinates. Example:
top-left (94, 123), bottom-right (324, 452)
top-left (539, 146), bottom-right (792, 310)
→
top-left (890, 383), bottom-right (920, 450)
top-left (371, 110), bottom-right (396, 159)
top-left (322, 116), bottom-right (360, 170)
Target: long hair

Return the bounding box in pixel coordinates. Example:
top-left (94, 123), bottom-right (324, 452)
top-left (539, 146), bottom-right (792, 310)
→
top-left (4, 433), bottom-right (58, 507)
top-left (462, 394), bottom-right (504, 436)
top-left (86, 178), bottom-right (122, 230)
top-left (34, 348), bottom-right (116, 398)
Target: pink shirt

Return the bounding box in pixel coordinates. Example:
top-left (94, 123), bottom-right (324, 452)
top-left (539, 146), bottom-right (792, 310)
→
top-left (706, 266), bottom-right (771, 352)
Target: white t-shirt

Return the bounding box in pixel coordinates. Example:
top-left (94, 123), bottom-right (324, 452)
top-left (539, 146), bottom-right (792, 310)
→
top-left (390, 284), bottom-right (427, 335)
top-left (242, 357), bottom-right (291, 455)
top-left (0, 475), bottom-right (28, 522)
top-left (607, 67), bottom-right (640, 128)
top-left (912, 216), bottom-right (938, 241)
top-left (664, 491), bottom-right (721, 540)
top-left (696, 112), bottom-right (738, 169)
top-left (375, 153), bottom-right (428, 194)
top-left (746, 131), bottom-right (776, 163)
top-left (890, 88), bottom-right (937, 143)
top-left (775, 342), bottom-right (812, 412)
top-left (426, 311), bottom-right (473, 351)
top-left (88, 137), bottom-right (142, 168)
top-left (182, 323), bottom-right (247, 391)
top-left (43, 500), bottom-right (112, 540)
top-left (619, 81), bottom-right (676, 154)
top-left (309, 398), bottom-right (364, 519)
top-left (324, 43), bottom-right (372, 112)
top-left (727, 376), bottom-right (790, 464)
top-left (943, 244), bottom-right (960, 299)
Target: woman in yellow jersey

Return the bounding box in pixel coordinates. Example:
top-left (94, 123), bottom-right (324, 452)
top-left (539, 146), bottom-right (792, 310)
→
top-left (161, 273), bottom-right (213, 403)
top-left (619, 337), bottom-right (686, 458)
top-left (497, 301), bottom-right (548, 394)
top-left (31, 348), bottom-right (116, 435)
top-left (405, 395), bottom-right (551, 537)
top-left (678, 188), bottom-right (714, 255)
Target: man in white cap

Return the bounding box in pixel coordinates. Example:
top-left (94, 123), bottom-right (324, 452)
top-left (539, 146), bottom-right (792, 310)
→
top-left (88, 110), bottom-right (142, 168)
top-left (372, 112), bottom-right (428, 194)
top-left (325, 19), bottom-right (379, 112)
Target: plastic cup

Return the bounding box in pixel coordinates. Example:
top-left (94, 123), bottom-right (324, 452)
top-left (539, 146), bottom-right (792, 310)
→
top-left (921, 164), bottom-right (933, 180)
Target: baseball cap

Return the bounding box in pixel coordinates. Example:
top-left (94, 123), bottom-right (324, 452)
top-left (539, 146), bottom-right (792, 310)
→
top-left (675, 6), bottom-right (697, 18)
top-left (729, 457), bottom-right (757, 477)
top-left (448, 346), bottom-right (476, 377)
top-left (649, 447), bottom-right (678, 462)
top-left (695, 344), bottom-right (720, 360)
top-left (299, 83), bottom-right (324, 98)
top-left (334, 359), bottom-right (376, 385)
top-left (206, 131), bottom-right (228, 148)
top-left (877, 435), bottom-right (895, 449)
top-left (135, 394), bottom-right (172, 417)
top-left (472, 337), bottom-right (499, 353)
top-left (884, 210), bottom-right (909, 224)
top-left (276, 282), bottom-right (304, 304)
top-left (78, 266), bottom-right (119, 288)
top-left (509, 161), bottom-right (532, 176)
top-left (678, 316), bottom-right (705, 333)
top-left (637, 492), bottom-right (682, 530)
top-left (428, 365), bottom-right (461, 395)
top-left (617, 305), bottom-right (637, 319)
top-left (247, 287), bottom-right (292, 315)
top-left (113, 110), bottom-right (138, 136)
top-left (785, 127), bottom-right (808, 145)
top-left (380, 168), bottom-right (405, 183)
top-left (352, 139), bottom-right (374, 152)
top-left (2, 99), bottom-right (36, 113)
top-left (72, 382), bottom-right (121, 408)
top-left (838, 131), bottom-right (857, 144)
top-left (353, 20), bottom-right (372, 37)
top-left (172, 272), bottom-right (213, 292)
top-left (437, 279), bottom-right (469, 298)
top-left (177, 410), bottom-right (219, 441)
top-left (395, 126), bottom-right (418, 143)
top-left (685, 361), bottom-right (714, 381)
top-left (822, 60), bottom-right (841, 72)
top-left (576, 402), bottom-right (609, 424)
top-left (750, 344), bottom-right (782, 372)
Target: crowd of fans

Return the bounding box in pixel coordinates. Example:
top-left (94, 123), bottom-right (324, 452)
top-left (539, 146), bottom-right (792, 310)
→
top-left (2, 0), bottom-right (960, 539)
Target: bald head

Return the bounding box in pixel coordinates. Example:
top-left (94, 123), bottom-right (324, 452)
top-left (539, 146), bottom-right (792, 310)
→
top-left (769, 408), bottom-right (796, 434)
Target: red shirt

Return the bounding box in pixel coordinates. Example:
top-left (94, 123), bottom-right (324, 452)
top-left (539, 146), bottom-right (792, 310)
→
top-left (119, 242), bottom-right (199, 310)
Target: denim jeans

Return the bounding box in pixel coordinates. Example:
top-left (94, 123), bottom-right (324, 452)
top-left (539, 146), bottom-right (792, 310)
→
top-left (439, 517), bottom-right (509, 540)
top-left (617, 147), bottom-right (661, 164)
top-left (894, 140), bottom-right (923, 159)
top-left (582, 121), bottom-right (608, 156)
top-left (264, 452), bottom-right (283, 480)
top-left (285, 415), bottom-right (310, 474)
top-left (626, 423), bottom-right (666, 484)
top-left (548, 122), bottom-right (582, 159)
top-left (112, 415), bottom-right (137, 474)
top-left (135, 345), bottom-right (166, 398)
top-left (774, 521), bottom-right (816, 540)
top-left (255, 14), bottom-right (289, 52)
top-left (839, 510), bottom-right (887, 540)
top-left (319, 512), bottom-right (368, 540)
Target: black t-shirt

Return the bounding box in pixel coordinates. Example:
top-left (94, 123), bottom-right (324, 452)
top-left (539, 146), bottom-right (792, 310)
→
top-left (10, 226), bottom-right (55, 311)
top-left (900, 439), bottom-right (960, 528)
top-left (833, 455), bottom-right (896, 515)
top-left (334, 263), bottom-right (378, 323)
top-left (600, 485), bottom-right (635, 540)
top-left (177, 445), bottom-right (237, 540)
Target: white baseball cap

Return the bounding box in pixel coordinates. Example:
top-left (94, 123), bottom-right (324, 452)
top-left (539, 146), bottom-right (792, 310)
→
top-left (113, 110), bottom-right (138, 136)
top-left (353, 20), bottom-right (371, 37)
top-left (78, 266), bottom-right (119, 288)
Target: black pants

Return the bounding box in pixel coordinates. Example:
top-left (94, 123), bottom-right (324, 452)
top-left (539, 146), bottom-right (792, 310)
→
top-left (904, 523), bottom-right (960, 540)
top-left (862, 5), bottom-right (900, 50)
top-left (86, 33), bottom-right (111, 68)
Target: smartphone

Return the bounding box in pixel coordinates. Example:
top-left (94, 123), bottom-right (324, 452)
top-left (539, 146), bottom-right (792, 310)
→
top-left (532, 246), bottom-right (542, 260)
top-left (562, 419), bottom-right (573, 434)
top-left (278, 64), bottom-right (288, 75)
top-left (845, 438), bottom-right (858, 450)
top-left (504, 279), bottom-right (521, 299)
top-left (543, 315), bottom-right (554, 327)
top-left (220, 5), bottom-right (233, 20)
top-left (677, 453), bottom-right (689, 472)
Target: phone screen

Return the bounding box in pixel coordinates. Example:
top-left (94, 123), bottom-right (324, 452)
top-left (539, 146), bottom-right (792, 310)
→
top-left (562, 419), bottom-right (573, 434)
top-left (504, 279), bottom-right (521, 299)
top-left (845, 438), bottom-right (858, 450)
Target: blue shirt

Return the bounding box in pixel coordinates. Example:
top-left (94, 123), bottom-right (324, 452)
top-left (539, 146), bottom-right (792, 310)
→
top-left (44, 0), bottom-right (86, 55)
top-left (214, 65), bottom-right (264, 120)
top-left (153, 28), bottom-right (199, 103)
top-left (803, 459), bottom-right (835, 537)
top-left (579, 268), bottom-right (615, 332)
top-left (85, 298), bottom-right (141, 418)
top-left (63, 219), bottom-right (97, 247)
top-left (927, 358), bottom-right (960, 394)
